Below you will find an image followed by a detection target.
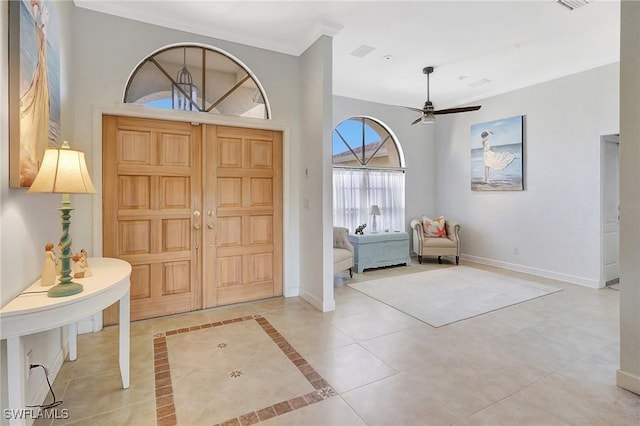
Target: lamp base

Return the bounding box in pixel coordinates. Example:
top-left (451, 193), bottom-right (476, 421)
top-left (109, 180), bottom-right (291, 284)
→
top-left (47, 282), bottom-right (83, 297)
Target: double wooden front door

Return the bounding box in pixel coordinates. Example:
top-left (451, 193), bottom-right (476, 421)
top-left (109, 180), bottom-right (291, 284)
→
top-left (103, 116), bottom-right (282, 322)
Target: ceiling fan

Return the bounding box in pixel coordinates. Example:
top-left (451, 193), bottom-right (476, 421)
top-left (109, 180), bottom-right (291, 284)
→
top-left (404, 66), bottom-right (481, 125)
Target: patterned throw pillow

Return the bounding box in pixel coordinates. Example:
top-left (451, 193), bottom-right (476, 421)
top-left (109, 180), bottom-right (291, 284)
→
top-left (422, 215), bottom-right (447, 238)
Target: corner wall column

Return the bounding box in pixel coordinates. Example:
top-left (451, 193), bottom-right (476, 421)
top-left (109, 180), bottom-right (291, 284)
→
top-left (617, 0), bottom-right (640, 396)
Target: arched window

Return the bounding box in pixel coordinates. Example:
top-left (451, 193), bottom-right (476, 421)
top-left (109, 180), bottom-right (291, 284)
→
top-left (332, 117), bottom-right (405, 232)
top-left (124, 44), bottom-right (270, 119)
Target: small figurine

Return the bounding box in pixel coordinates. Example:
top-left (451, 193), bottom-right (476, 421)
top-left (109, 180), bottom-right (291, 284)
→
top-left (80, 251), bottom-right (92, 277)
top-left (80, 249), bottom-right (89, 268)
top-left (41, 243), bottom-right (57, 286)
top-left (355, 223), bottom-right (367, 235)
top-left (72, 254), bottom-right (84, 278)
top-left (72, 252), bottom-right (92, 279)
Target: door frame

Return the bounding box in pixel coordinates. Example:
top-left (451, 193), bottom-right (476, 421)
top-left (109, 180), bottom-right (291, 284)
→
top-left (89, 105), bottom-right (296, 330)
top-left (600, 133), bottom-right (620, 287)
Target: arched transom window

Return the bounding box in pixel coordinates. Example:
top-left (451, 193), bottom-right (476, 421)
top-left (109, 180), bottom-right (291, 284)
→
top-left (332, 117), bottom-right (404, 168)
top-left (124, 44), bottom-right (270, 119)
top-left (332, 117), bottom-right (406, 232)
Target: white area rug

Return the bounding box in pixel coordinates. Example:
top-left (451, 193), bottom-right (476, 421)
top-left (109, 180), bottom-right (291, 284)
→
top-left (348, 266), bottom-right (562, 327)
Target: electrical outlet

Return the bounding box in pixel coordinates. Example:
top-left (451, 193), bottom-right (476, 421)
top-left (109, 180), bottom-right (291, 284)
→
top-left (513, 247), bottom-right (520, 255)
top-left (26, 350), bottom-right (33, 379)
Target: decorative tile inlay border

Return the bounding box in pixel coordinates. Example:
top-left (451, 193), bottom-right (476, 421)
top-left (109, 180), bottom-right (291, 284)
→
top-left (153, 314), bottom-right (336, 426)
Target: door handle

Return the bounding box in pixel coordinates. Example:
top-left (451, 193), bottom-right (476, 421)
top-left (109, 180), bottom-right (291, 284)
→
top-left (193, 223), bottom-right (201, 230)
top-left (207, 222), bottom-right (214, 229)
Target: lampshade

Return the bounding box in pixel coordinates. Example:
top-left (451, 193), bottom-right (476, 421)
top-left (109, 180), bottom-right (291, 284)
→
top-left (369, 205), bottom-right (381, 216)
top-left (28, 144), bottom-right (97, 194)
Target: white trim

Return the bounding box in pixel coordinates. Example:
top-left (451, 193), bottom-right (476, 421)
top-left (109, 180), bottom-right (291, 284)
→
top-left (74, 1), bottom-right (341, 56)
top-left (300, 289), bottom-right (335, 313)
top-left (600, 135), bottom-right (605, 288)
top-left (121, 42), bottom-right (272, 119)
top-left (364, 115), bottom-right (406, 168)
top-left (297, 20), bottom-right (343, 57)
top-left (334, 115), bottom-right (406, 168)
top-left (462, 254), bottom-right (601, 289)
top-left (617, 369), bottom-right (640, 396)
top-left (600, 134), bottom-right (620, 287)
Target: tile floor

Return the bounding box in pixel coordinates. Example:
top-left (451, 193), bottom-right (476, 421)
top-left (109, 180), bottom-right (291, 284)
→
top-left (34, 259), bottom-right (639, 425)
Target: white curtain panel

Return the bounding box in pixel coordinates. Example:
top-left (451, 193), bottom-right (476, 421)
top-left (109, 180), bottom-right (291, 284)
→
top-left (333, 168), bottom-right (405, 232)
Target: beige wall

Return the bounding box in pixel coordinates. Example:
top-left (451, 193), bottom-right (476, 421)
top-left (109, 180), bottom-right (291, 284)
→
top-left (1, 0), bottom-right (76, 416)
top-left (298, 35), bottom-right (335, 311)
top-left (617, 0), bottom-right (640, 396)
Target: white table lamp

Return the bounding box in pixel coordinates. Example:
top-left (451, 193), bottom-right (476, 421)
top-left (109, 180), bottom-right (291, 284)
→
top-left (369, 205), bottom-right (381, 233)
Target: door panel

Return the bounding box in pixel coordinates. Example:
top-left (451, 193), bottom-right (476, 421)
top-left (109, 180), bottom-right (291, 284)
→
top-left (203, 125), bottom-right (282, 308)
top-left (103, 116), bottom-right (282, 323)
top-left (604, 138), bottom-right (620, 283)
top-left (103, 115), bottom-right (202, 323)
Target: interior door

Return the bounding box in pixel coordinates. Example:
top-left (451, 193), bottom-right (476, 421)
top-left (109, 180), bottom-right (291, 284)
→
top-left (103, 115), bottom-right (202, 322)
top-left (203, 125), bottom-right (283, 307)
top-left (604, 135), bottom-right (620, 284)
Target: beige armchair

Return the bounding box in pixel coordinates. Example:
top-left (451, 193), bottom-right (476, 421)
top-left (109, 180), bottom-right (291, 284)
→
top-left (410, 219), bottom-right (461, 265)
top-left (333, 226), bottom-right (354, 277)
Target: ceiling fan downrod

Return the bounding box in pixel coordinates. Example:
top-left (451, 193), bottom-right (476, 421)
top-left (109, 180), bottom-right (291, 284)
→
top-left (423, 66), bottom-right (434, 104)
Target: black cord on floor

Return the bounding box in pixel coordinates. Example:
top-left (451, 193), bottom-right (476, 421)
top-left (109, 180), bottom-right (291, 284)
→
top-left (25, 364), bottom-right (63, 409)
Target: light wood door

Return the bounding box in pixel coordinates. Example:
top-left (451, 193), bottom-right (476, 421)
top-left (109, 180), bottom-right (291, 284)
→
top-left (203, 126), bottom-right (282, 307)
top-left (103, 115), bottom-right (202, 322)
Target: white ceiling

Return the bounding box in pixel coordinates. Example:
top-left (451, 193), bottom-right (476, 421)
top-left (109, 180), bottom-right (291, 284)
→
top-left (74, 0), bottom-right (620, 110)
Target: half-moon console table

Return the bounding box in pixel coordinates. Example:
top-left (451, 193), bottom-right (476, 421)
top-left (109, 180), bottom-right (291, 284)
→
top-left (0, 257), bottom-right (131, 426)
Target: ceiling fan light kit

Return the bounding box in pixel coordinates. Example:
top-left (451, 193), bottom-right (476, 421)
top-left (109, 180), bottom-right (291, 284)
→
top-left (403, 66), bottom-right (482, 125)
top-left (421, 113), bottom-right (436, 124)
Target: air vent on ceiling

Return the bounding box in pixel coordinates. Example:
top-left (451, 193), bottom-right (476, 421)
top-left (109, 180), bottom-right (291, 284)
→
top-left (350, 45), bottom-right (376, 58)
top-left (468, 78), bottom-right (492, 87)
top-left (557, 0), bottom-right (589, 11)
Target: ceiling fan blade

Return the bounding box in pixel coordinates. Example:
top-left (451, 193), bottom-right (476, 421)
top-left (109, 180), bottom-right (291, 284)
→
top-left (410, 116), bottom-right (423, 125)
top-left (399, 105), bottom-right (427, 114)
top-left (433, 105), bottom-right (482, 115)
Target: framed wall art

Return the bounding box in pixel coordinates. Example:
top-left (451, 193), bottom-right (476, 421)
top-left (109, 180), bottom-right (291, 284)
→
top-left (470, 115), bottom-right (524, 191)
top-left (9, 0), bottom-right (61, 188)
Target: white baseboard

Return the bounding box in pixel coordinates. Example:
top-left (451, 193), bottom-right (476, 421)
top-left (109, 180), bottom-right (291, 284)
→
top-left (617, 369), bottom-right (640, 396)
top-left (284, 286), bottom-right (300, 298)
top-left (299, 289), bottom-right (335, 312)
top-left (299, 289), bottom-right (322, 310)
top-left (77, 318), bottom-right (94, 335)
top-left (461, 254), bottom-right (601, 288)
top-left (322, 297), bottom-right (336, 312)
top-left (25, 348), bottom-right (65, 426)
top-left (77, 313), bottom-right (104, 334)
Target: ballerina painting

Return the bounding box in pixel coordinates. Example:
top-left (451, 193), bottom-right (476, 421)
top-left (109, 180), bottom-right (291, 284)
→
top-left (9, 0), bottom-right (61, 188)
top-left (470, 116), bottom-right (524, 191)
